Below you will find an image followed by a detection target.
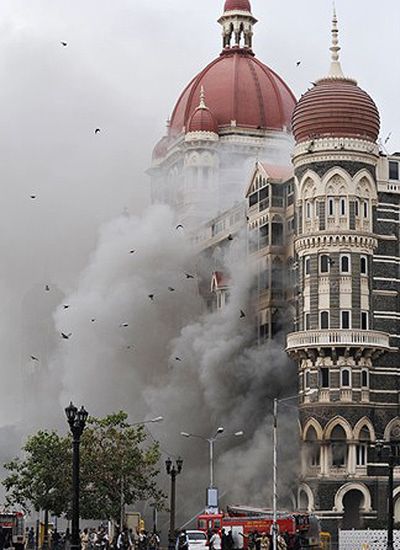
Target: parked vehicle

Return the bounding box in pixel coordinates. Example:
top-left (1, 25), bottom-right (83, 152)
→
top-left (197, 506), bottom-right (320, 549)
top-left (186, 530), bottom-right (208, 550)
top-left (0, 511), bottom-right (25, 550)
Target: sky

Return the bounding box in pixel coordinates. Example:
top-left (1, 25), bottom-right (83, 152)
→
top-left (0, 0), bottom-right (398, 525)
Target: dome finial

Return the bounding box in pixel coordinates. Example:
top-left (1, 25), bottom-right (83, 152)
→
top-left (199, 86), bottom-right (206, 109)
top-left (328, 4), bottom-right (344, 78)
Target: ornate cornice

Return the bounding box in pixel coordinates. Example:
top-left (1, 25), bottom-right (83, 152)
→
top-left (294, 233), bottom-right (378, 254)
top-left (293, 137), bottom-right (379, 168)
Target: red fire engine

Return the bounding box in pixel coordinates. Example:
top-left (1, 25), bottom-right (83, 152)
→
top-left (0, 511), bottom-right (25, 550)
top-left (197, 506), bottom-right (320, 549)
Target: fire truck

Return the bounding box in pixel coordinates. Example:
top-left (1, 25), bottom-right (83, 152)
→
top-left (197, 506), bottom-right (320, 549)
top-left (0, 511), bottom-right (25, 550)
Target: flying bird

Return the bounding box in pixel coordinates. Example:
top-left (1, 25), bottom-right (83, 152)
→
top-left (30, 195), bottom-right (37, 200)
top-left (175, 224), bottom-right (184, 230)
top-left (129, 250), bottom-right (136, 254)
top-left (185, 273), bottom-right (194, 279)
top-left (119, 323), bottom-right (129, 328)
top-left (63, 305), bottom-right (70, 309)
top-left (30, 355), bottom-right (39, 361)
top-left (175, 357), bottom-right (182, 362)
top-left (240, 310), bottom-right (246, 319)
top-left (45, 285), bottom-right (50, 292)
top-left (94, 128), bottom-right (101, 134)
top-left (168, 287), bottom-right (175, 292)
top-left (296, 61), bottom-right (301, 67)
top-left (61, 41), bottom-right (68, 47)
top-left (126, 345), bottom-right (134, 350)
top-left (91, 318), bottom-right (96, 323)
top-left (61, 332), bottom-right (72, 340)
top-left (148, 294), bottom-right (155, 301)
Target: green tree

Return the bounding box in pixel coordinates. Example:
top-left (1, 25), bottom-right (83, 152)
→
top-left (3, 412), bottom-right (165, 523)
top-left (80, 411), bottom-right (165, 522)
top-left (3, 430), bottom-right (71, 515)
top-left (3, 430), bottom-right (71, 542)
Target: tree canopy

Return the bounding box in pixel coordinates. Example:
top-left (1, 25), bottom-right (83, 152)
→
top-left (3, 411), bottom-right (164, 521)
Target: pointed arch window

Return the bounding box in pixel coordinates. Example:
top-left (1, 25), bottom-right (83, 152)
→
top-left (331, 425), bottom-right (347, 468)
top-left (305, 426), bottom-right (320, 467)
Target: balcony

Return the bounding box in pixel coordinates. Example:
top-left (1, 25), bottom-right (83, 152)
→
top-left (286, 329), bottom-right (391, 353)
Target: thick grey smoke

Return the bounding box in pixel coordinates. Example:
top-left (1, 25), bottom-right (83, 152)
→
top-left (36, 201), bottom-right (298, 525)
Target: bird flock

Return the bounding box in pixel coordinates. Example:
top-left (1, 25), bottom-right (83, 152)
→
top-left (28, 41), bottom-right (248, 365)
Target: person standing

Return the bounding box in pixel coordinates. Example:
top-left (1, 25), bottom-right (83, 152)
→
top-left (81, 529), bottom-right (90, 550)
top-left (210, 530), bottom-right (221, 550)
top-left (257, 533), bottom-right (270, 550)
top-left (277, 534), bottom-right (287, 550)
top-left (117, 528), bottom-right (133, 550)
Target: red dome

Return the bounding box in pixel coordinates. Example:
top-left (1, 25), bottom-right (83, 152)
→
top-left (292, 78), bottom-right (380, 143)
top-left (188, 106), bottom-right (218, 133)
top-left (224, 0), bottom-right (251, 11)
top-left (170, 50), bottom-right (296, 136)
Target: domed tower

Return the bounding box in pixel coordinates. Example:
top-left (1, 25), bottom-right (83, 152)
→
top-left (286, 10), bottom-right (398, 536)
top-left (149, 0), bottom-right (296, 228)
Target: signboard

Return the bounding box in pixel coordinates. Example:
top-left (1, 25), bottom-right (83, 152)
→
top-left (207, 488), bottom-right (219, 511)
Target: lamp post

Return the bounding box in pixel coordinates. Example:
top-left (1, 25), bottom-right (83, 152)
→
top-left (373, 429), bottom-right (400, 550)
top-left (270, 390), bottom-right (317, 550)
top-left (119, 416), bottom-right (164, 528)
top-left (165, 457), bottom-right (183, 545)
top-left (65, 402), bottom-right (88, 550)
top-left (181, 427), bottom-right (244, 511)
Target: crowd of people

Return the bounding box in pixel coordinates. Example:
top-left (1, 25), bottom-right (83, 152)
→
top-left (174, 528), bottom-right (302, 550)
top-left (20, 525), bottom-right (160, 550)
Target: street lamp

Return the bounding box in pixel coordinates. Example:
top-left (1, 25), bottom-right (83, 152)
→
top-left (180, 427), bottom-right (244, 510)
top-left (65, 402), bottom-right (89, 550)
top-left (165, 457), bottom-right (183, 544)
top-left (372, 429), bottom-right (400, 550)
top-left (269, 390), bottom-right (317, 550)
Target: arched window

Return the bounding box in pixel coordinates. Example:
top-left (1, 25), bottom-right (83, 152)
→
top-left (341, 368), bottom-right (351, 388)
top-left (320, 255), bottom-right (330, 274)
top-left (355, 199), bottom-right (360, 217)
top-left (356, 426), bottom-right (370, 466)
top-left (305, 426), bottom-right (320, 467)
top-left (306, 201), bottom-right (312, 219)
top-left (360, 256), bottom-right (368, 275)
top-left (304, 256), bottom-right (311, 276)
top-left (340, 198), bottom-right (347, 216)
top-left (340, 255), bottom-right (351, 274)
top-left (331, 425), bottom-right (347, 467)
top-left (327, 197), bottom-right (335, 217)
top-left (341, 310), bottom-right (351, 329)
top-left (304, 369), bottom-right (311, 390)
top-left (361, 369), bottom-right (369, 388)
top-left (363, 200), bottom-right (369, 218)
top-left (320, 311), bottom-right (329, 329)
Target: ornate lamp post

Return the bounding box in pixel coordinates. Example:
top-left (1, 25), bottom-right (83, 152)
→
top-left (65, 402), bottom-right (88, 550)
top-left (373, 428), bottom-right (400, 550)
top-left (165, 457), bottom-right (183, 545)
